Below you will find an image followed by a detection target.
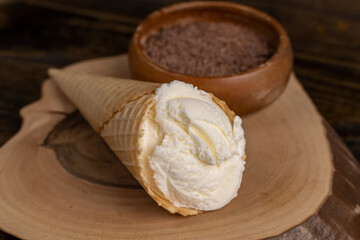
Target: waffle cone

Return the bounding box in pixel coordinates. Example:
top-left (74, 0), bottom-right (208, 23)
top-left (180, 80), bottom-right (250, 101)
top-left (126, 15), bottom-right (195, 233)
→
top-left (48, 69), bottom-right (159, 133)
top-left (48, 69), bottom-right (202, 216)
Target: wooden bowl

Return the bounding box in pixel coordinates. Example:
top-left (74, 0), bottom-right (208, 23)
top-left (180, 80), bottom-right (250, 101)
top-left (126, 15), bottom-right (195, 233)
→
top-left (128, 1), bottom-right (293, 115)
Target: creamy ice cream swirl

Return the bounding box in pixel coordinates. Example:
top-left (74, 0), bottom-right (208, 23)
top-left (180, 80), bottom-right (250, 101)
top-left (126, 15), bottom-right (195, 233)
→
top-left (140, 81), bottom-right (245, 211)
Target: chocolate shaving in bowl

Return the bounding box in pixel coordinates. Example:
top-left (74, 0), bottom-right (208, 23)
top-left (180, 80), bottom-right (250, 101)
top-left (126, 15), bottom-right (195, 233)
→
top-left (142, 21), bottom-right (276, 77)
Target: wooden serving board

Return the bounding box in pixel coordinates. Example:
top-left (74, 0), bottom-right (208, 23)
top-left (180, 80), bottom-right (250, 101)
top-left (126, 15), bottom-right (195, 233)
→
top-left (0, 54), bottom-right (342, 239)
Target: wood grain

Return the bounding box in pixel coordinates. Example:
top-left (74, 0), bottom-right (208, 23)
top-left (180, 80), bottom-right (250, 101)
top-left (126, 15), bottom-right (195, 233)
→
top-left (0, 55), bottom-right (333, 239)
top-left (45, 111), bottom-right (140, 188)
top-left (271, 122), bottom-right (360, 240)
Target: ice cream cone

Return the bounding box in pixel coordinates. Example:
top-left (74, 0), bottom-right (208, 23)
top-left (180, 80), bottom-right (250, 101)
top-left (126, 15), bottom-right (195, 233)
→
top-left (48, 69), bottom-right (203, 216)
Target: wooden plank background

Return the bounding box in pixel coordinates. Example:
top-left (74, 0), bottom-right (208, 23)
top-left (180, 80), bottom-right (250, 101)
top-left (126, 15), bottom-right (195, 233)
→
top-left (0, 0), bottom-right (359, 162)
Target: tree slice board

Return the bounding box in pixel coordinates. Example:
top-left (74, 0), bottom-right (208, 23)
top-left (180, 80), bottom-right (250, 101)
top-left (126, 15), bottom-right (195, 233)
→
top-left (0, 55), bottom-right (333, 239)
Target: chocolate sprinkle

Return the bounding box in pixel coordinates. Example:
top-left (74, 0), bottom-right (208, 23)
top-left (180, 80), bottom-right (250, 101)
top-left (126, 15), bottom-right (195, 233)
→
top-left (142, 21), bottom-right (276, 77)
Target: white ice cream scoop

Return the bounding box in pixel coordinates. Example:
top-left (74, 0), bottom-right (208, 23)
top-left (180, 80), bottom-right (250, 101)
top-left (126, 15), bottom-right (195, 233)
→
top-left (140, 81), bottom-right (246, 211)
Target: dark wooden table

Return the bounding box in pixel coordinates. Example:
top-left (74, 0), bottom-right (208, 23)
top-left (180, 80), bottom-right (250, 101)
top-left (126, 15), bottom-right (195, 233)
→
top-left (0, 0), bottom-right (359, 239)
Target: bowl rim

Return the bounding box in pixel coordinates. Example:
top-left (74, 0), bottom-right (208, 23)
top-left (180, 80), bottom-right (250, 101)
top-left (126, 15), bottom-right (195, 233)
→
top-left (131, 1), bottom-right (291, 80)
